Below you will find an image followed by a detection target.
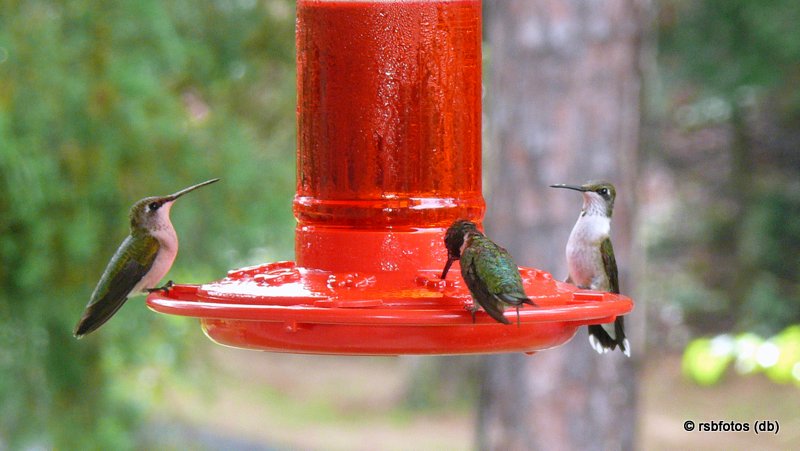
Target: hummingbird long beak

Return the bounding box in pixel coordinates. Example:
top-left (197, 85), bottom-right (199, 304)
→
top-left (441, 257), bottom-right (455, 280)
top-left (165, 178), bottom-right (220, 202)
top-left (549, 183), bottom-right (586, 192)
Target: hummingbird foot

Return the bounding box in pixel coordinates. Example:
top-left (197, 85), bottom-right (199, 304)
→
top-left (467, 303), bottom-right (480, 323)
top-left (147, 280), bottom-right (175, 293)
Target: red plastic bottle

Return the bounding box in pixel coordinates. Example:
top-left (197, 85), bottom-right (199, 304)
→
top-left (295, 0), bottom-right (484, 272)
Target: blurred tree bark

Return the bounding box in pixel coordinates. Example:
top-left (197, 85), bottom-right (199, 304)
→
top-left (479, 1), bottom-right (646, 450)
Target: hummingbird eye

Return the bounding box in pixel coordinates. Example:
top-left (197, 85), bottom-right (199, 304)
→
top-left (148, 201), bottom-right (160, 211)
top-left (598, 188), bottom-right (608, 196)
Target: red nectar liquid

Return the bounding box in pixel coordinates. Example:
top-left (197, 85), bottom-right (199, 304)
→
top-left (295, 0), bottom-right (484, 230)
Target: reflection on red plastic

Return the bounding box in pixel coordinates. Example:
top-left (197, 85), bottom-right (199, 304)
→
top-left (146, 0), bottom-right (634, 355)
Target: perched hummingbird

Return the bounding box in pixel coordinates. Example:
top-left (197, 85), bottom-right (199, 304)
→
top-left (73, 178), bottom-right (220, 338)
top-left (551, 181), bottom-right (630, 356)
top-left (441, 219), bottom-right (536, 325)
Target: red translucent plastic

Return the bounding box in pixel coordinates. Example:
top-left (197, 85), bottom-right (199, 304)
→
top-left (149, 262), bottom-right (631, 355)
top-left (295, 0), bottom-right (484, 229)
top-left (146, 0), bottom-right (634, 355)
top-left (294, 0), bottom-right (483, 274)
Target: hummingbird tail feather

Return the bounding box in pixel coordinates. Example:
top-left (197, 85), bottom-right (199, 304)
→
top-left (73, 295), bottom-right (130, 338)
top-left (485, 307), bottom-right (511, 325)
top-left (521, 297), bottom-right (537, 306)
top-left (587, 316), bottom-right (629, 357)
top-left (588, 332), bottom-right (610, 354)
top-left (498, 292), bottom-right (537, 307)
top-left (479, 297), bottom-right (511, 325)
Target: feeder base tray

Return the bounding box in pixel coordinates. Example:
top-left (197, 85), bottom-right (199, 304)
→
top-left (146, 261), bottom-right (633, 356)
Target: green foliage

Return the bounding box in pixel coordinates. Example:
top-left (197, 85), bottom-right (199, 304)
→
top-left (739, 181), bottom-right (800, 283)
top-left (660, 0), bottom-right (800, 118)
top-left (653, 1), bottom-right (800, 337)
top-left (683, 327), bottom-right (800, 387)
top-left (682, 337), bottom-right (734, 386)
top-left (0, 0), bottom-right (296, 447)
top-left (661, 177), bottom-right (800, 336)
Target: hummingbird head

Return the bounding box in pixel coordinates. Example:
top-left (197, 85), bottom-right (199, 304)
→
top-left (129, 178), bottom-right (220, 232)
top-left (444, 219), bottom-right (481, 259)
top-left (441, 219), bottom-right (481, 279)
top-left (550, 180), bottom-right (616, 217)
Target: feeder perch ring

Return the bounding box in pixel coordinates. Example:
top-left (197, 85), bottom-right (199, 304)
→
top-left (147, 261), bottom-right (633, 355)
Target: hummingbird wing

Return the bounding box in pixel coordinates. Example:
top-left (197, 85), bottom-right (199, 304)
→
top-left (588, 237), bottom-right (630, 356)
top-left (73, 233), bottom-right (159, 338)
top-left (600, 237), bottom-right (619, 294)
top-left (461, 244), bottom-right (510, 325)
top-left (478, 242), bottom-right (535, 307)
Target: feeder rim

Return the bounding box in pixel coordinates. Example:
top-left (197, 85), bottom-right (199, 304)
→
top-left (147, 295), bottom-right (632, 326)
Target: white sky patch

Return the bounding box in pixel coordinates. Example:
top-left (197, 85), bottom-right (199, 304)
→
top-left (755, 341), bottom-right (780, 368)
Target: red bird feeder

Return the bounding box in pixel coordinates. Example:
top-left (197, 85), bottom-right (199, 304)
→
top-left (147, 0), bottom-right (633, 355)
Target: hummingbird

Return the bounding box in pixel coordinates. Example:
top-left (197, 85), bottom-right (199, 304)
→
top-left (551, 180), bottom-right (630, 356)
top-left (73, 178), bottom-right (220, 338)
top-left (441, 219), bottom-right (536, 325)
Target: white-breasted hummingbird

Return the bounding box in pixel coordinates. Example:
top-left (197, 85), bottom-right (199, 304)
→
top-left (441, 219), bottom-right (537, 325)
top-left (73, 178), bottom-right (220, 338)
top-left (551, 181), bottom-right (630, 356)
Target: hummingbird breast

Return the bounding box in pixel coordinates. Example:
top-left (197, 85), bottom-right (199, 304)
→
top-left (565, 214), bottom-right (610, 290)
top-left (133, 224), bottom-right (178, 293)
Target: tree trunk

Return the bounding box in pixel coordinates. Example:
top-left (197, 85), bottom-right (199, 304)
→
top-left (478, 1), bottom-right (645, 450)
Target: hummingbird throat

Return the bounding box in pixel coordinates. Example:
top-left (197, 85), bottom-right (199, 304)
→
top-left (459, 232), bottom-right (473, 256)
top-left (582, 192), bottom-right (611, 217)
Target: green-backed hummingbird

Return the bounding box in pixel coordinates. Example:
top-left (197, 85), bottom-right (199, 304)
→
top-left (441, 219), bottom-right (537, 325)
top-left (73, 178), bottom-right (220, 338)
top-left (551, 181), bottom-right (630, 356)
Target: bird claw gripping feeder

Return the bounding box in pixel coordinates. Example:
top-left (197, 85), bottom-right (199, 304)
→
top-left (147, 0), bottom-right (633, 355)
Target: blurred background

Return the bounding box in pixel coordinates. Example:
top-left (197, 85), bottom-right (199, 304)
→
top-left (1, 0), bottom-right (799, 449)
